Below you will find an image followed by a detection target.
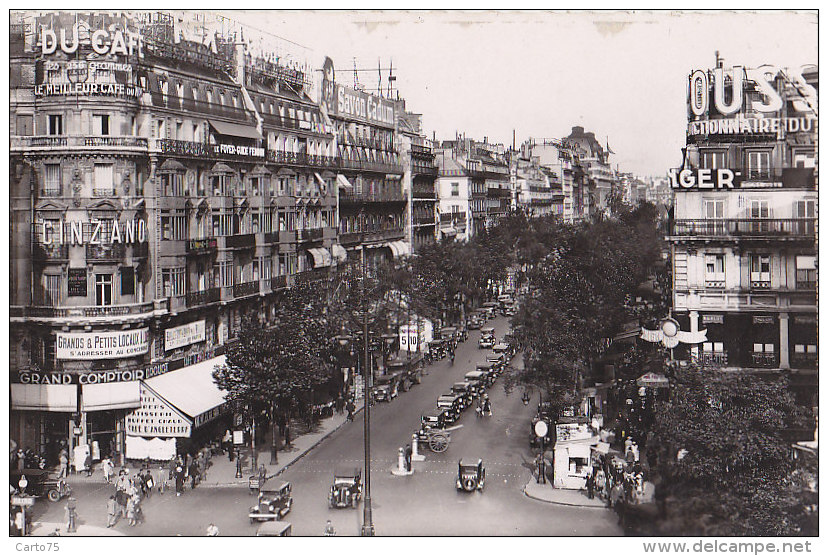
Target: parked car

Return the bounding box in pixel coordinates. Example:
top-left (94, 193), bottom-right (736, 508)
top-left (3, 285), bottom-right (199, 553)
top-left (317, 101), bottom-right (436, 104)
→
top-left (475, 363), bottom-right (496, 386)
top-left (467, 315), bottom-right (484, 330)
top-left (478, 327), bottom-right (496, 349)
top-left (428, 339), bottom-right (448, 360)
top-left (328, 466), bottom-right (362, 509)
top-left (437, 393), bottom-right (464, 422)
top-left (501, 302), bottom-right (518, 317)
top-left (456, 459), bottom-right (486, 492)
top-left (492, 342), bottom-right (511, 362)
top-left (420, 407), bottom-right (450, 433)
top-left (497, 294), bottom-right (514, 308)
top-left (486, 354), bottom-right (506, 375)
top-left (440, 327), bottom-right (459, 350)
top-left (451, 381), bottom-right (476, 405)
top-left (373, 373), bottom-right (400, 402)
top-left (10, 469), bottom-right (71, 503)
top-left (387, 355), bottom-right (423, 391)
top-left (463, 371), bottom-right (487, 396)
top-left (256, 521), bottom-right (292, 536)
top-left (249, 480), bottom-right (293, 523)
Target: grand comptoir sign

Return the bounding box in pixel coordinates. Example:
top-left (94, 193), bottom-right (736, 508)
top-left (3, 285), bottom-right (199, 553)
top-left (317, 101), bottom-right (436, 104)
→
top-left (15, 362), bottom-right (170, 385)
top-left (687, 65), bottom-right (816, 136)
top-left (37, 218), bottom-right (148, 246)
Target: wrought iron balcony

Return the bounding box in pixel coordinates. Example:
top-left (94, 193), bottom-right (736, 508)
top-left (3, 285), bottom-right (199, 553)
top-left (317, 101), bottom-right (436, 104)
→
top-left (32, 243), bottom-right (69, 261)
top-left (11, 135), bottom-right (148, 151)
top-left (265, 150), bottom-right (339, 168)
top-left (270, 275), bottom-right (288, 291)
top-left (672, 218), bottom-right (816, 239)
top-left (339, 157), bottom-right (404, 174)
top-left (185, 287), bottom-right (221, 307)
top-left (751, 353), bottom-right (778, 368)
top-left (339, 190), bottom-right (406, 203)
top-left (186, 238), bottom-right (218, 255)
top-left (225, 233), bottom-right (256, 249)
top-left (26, 302), bottom-right (155, 319)
top-left (86, 243), bottom-right (126, 262)
top-left (297, 228), bottom-right (323, 242)
top-left (233, 281), bottom-right (259, 298)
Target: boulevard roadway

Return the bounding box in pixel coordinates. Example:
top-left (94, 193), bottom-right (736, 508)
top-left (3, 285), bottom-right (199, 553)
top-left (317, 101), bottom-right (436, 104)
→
top-left (26, 316), bottom-right (621, 536)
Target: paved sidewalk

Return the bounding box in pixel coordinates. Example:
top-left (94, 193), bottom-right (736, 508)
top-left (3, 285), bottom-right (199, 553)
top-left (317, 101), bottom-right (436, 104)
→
top-left (60, 400), bottom-right (364, 490)
top-left (523, 480), bottom-right (607, 508)
top-left (29, 522), bottom-right (125, 536)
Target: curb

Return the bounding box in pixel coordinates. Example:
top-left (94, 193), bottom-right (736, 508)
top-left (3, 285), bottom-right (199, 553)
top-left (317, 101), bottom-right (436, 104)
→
top-left (523, 484), bottom-right (608, 509)
top-left (199, 405), bottom-right (366, 487)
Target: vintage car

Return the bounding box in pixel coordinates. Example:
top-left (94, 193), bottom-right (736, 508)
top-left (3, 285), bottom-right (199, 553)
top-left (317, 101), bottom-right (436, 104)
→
top-left (451, 381), bottom-right (476, 405)
top-left (492, 342), bottom-right (512, 361)
top-left (10, 469), bottom-right (71, 502)
top-left (485, 354), bottom-right (506, 375)
top-left (420, 407), bottom-right (450, 433)
top-left (249, 480), bottom-right (293, 523)
top-left (475, 363), bottom-right (496, 386)
top-left (456, 459), bottom-right (486, 492)
top-left (467, 314), bottom-right (484, 330)
top-left (501, 302), bottom-right (518, 317)
top-left (481, 302), bottom-right (499, 319)
top-left (387, 356), bottom-right (423, 391)
top-left (373, 373), bottom-right (400, 402)
top-left (437, 393), bottom-right (465, 422)
top-left (328, 466), bottom-right (362, 509)
top-left (428, 339), bottom-right (448, 360)
top-left (498, 294), bottom-right (515, 308)
top-left (478, 327), bottom-right (496, 349)
top-left (463, 371), bottom-right (487, 395)
top-left (440, 327), bottom-right (459, 349)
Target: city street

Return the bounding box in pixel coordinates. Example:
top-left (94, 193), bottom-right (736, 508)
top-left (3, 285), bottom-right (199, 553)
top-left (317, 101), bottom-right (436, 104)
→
top-left (26, 316), bottom-right (620, 536)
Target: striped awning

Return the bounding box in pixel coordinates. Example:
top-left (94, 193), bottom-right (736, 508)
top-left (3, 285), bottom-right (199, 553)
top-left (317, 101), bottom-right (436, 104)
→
top-left (308, 247), bottom-right (333, 268)
top-left (330, 244), bottom-right (348, 263)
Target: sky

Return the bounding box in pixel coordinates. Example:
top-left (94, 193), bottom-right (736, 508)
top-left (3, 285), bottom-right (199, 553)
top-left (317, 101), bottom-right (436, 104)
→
top-left (223, 10), bottom-right (815, 176)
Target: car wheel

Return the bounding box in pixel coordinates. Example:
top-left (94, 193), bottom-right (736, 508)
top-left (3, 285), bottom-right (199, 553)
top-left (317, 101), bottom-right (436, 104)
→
top-left (47, 489), bottom-right (61, 502)
top-left (463, 478), bottom-right (477, 492)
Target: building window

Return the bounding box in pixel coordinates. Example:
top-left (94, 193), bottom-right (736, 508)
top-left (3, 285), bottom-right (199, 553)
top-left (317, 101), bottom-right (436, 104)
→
top-left (160, 211), bottom-right (187, 240)
top-left (704, 199), bottom-right (724, 219)
top-left (93, 114), bottom-right (110, 136)
top-left (161, 267), bottom-right (186, 297)
top-left (746, 150), bottom-right (771, 180)
top-left (212, 174), bottom-right (229, 196)
top-left (155, 119), bottom-right (166, 139)
top-left (93, 163), bottom-right (115, 196)
top-left (701, 342), bottom-right (727, 365)
top-left (43, 274), bottom-right (62, 306)
top-left (48, 114), bottom-right (63, 135)
top-left (160, 173), bottom-right (184, 196)
top-left (17, 115), bottom-right (33, 136)
top-left (704, 254), bottom-right (725, 288)
top-left (795, 255), bottom-right (816, 289)
top-left (451, 182), bottom-right (460, 197)
top-left (750, 255), bottom-right (771, 289)
top-left (95, 273), bottom-right (113, 306)
top-left (120, 267), bottom-right (135, 296)
top-left (215, 261), bottom-right (233, 287)
top-left (749, 200), bottom-right (770, 219)
top-left (700, 151), bottom-right (726, 169)
top-left (42, 163), bottom-right (61, 197)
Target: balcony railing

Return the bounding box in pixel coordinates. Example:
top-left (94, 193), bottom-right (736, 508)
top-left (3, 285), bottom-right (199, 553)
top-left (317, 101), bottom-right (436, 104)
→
top-left (265, 150), bottom-right (339, 168)
top-left (270, 275), bottom-right (288, 290)
top-left (186, 287), bottom-right (221, 307)
top-left (32, 243), bottom-right (69, 261)
top-left (791, 353), bottom-right (817, 369)
top-left (363, 228), bottom-right (405, 242)
top-left (86, 243), bottom-right (126, 261)
top-left (339, 232), bottom-right (362, 244)
top-left (11, 135), bottom-right (148, 150)
top-left (339, 157), bottom-right (404, 174)
top-left (297, 228), bottom-right (323, 242)
top-left (413, 215), bottom-right (436, 226)
top-left (233, 281), bottom-right (260, 298)
top-left (186, 238), bottom-right (218, 255)
top-left (672, 218), bottom-right (816, 239)
top-left (339, 190), bottom-right (406, 203)
top-left (225, 233), bottom-right (256, 249)
top-left (26, 302), bottom-right (155, 319)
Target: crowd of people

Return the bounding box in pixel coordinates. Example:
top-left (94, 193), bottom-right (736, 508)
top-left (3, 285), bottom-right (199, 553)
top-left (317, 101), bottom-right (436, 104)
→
top-left (586, 439), bottom-right (650, 511)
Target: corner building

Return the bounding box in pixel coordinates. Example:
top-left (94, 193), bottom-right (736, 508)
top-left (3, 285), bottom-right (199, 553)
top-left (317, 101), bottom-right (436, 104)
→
top-left (668, 62), bottom-right (817, 405)
top-left (9, 11), bottom-right (341, 465)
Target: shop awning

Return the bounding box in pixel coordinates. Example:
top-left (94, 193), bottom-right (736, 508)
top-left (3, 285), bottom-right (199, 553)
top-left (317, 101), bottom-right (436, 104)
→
top-left (331, 244), bottom-right (348, 263)
top-left (636, 372), bottom-right (670, 388)
top-left (209, 120), bottom-right (262, 140)
top-left (143, 356), bottom-right (228, 427)
top-left (387, 240), bottom-right (411, 259)
top-left (308, 247), bottom-right (332, 268)
top-left (11, 384), bottom-right (77, 412)
top-left (336, 174), bottom-right (354, 192)
top-left (81, 381), bottom-right (141, 411)
top-left (591, 441), bottom-right (611, 455)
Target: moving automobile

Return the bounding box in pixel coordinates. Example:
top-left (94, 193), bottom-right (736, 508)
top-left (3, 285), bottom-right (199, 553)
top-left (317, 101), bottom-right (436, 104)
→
top-left (10, 469), bottom-right (71, 502)
top-left (249, 480), bottom-right (293, 523)
top-left (328, 466), bottom-right (362, 509)
top-left (478, 327), bottom-right (496, 349)
top-left (456, 459), bottom-right (486, 492)
top-left (373, 373), bottom-right (400, 402)
top-left (467, 314), bottom-right (484, 330)
top-left (437, 393), bottom-right (464, 422)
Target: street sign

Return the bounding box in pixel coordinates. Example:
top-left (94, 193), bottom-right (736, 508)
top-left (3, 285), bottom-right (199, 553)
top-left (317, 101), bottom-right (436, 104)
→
top-left (534, 420), bottom-right (548, 438)
top-left (11, 496), bottom-right (35, 507)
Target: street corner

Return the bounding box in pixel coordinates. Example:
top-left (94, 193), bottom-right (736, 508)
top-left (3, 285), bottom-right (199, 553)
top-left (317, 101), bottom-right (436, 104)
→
top-left (523, 480), bottom-right (607, 509)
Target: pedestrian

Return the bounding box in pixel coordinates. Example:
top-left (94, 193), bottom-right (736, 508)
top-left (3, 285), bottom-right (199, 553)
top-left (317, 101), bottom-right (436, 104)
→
top-left (222, 430), bottom-right (232, 454)
top-left (346, 399), bottom-right (355, 422)
top-left (277, 414), bottom-right (286, 439)
top-left (84, 450), bottom-right (93, 477)
top-left (284, 424), bottom-right (291, 448)
top-left (324, 520), bottom-right (336, 536)
top-left (101, 457), bottom-right (114, 483)
top-left (106, 495), bottom-right (118, 528)
top-left (586, 471), bottom-right (595, 499)
top-left (126, 495), bottom-right (137, 527)
top-left (188, 459), bottom-right (200, 490)
top-left (228, 444), bottom-right (235, 462)
top-left (404, 444), bottom-right (412, 472)
top-left (58, 450), bottom-right (68, 478)
top-left (16, 449), bottom-right (26, 471)
top-left (206, 523), bottom-right (219, 536)
top-left (174, 462), bottom-right (185, 496)
top-left (142, 467), bottom-right (154, 498)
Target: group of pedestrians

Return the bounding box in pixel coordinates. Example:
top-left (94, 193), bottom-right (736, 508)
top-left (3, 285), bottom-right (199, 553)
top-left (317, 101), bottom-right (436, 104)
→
top-left (107, 469), bottom-right (146, 528)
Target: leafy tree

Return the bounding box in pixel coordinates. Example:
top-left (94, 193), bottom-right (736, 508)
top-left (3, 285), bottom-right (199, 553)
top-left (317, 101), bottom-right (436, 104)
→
top-left (643, 364), bottom-right (814, 536)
